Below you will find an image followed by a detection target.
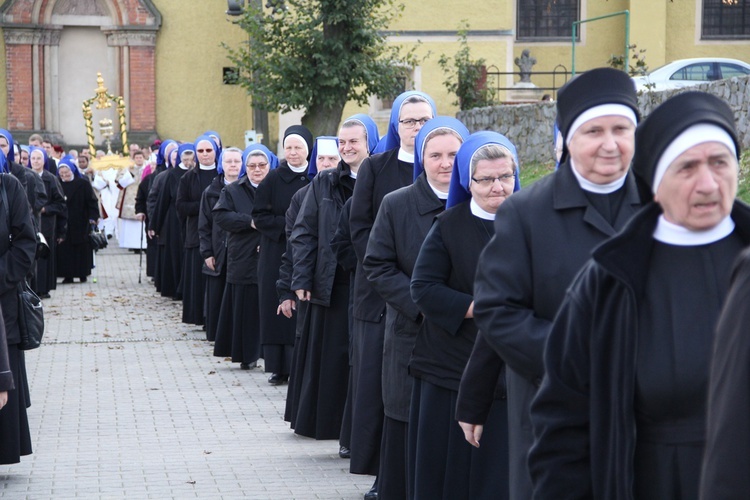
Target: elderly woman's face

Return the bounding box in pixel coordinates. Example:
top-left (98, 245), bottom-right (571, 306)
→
top-left (30, 150), bottom-right (45, 172)
top-left (655, 141), bottom-right (738, 232)
top-left (222, 151), bottom-right (242, 180)
top-left (58, 165), bottom-right (74, 182)
top-left (284, 137), bottom-right (306, 168)
top-left (568, 115), bottom-right (635, 185)
top-left (196, 140), bottom-right (216, 166)
top-left (470, 156), bottom-right (516, 214)
top-left (247, 154), bottom-right (270, 185)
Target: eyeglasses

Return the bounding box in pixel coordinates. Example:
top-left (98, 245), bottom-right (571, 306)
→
top-left (247, 162), bottom-right (268, 170)
top-left (398, 118), bottom-right (430, 129)
top-left (197, 148), bottom-right (213, 153)
top-left (471, 174), bottom-right (516, 187)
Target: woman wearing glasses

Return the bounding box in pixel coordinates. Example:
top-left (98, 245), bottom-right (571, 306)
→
top-left (407, 132), bottom-right (519, 499)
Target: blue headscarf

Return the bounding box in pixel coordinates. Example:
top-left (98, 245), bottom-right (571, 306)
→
top-left (58, 154), bottom-right (81, 178)
top-left (0, 149), bottom-right (8, 174)
top-left (194, 136), bottom-right (219, 167)
top-left (343, 114), bottom-right (380, 154)
top-left (553, 121), bottom-right (562, 170)
top-left (242, 144), bottom-right (279, 180)
top-left (176, 143), bottom-right (195, 168)
top-left (28, 145), bottom-right (48, 172)
top-left (446, 131), bottom-right (521, 209)
top-left (413, 117), bottom-right (470, 181)
top-left (373, 91), bottom-right (437, 154)
top-left (157, 140), bottom-right (177, 167)
top-left (204, 130), bottom-right (223, 157)
top-left (307, 136), bottom-right (339, 180)
top-left (0, 129), bottom-right (16, 163)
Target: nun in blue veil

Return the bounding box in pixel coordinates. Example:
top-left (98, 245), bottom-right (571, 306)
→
top-left (408, 131), bottom-right (520, 500)
top-left (347, 91), bottom-right (437, 489)
top-left (151, 143), bottom-right (194, 299)
top-left (362, 116), bottom-right (468, 499)
top-left (213, 145), bottom-right (278, 368)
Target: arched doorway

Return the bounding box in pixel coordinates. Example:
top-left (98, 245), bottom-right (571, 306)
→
top-left (0, 0), bottom-right (161, 147)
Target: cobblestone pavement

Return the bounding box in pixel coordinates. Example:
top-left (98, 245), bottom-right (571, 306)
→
top-left (0, 246), bottom-right (371, 499)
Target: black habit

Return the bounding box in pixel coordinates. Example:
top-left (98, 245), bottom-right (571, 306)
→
top-left (151, 167), bottom-right (187, 298)
top-left (289, 162), bottom-right (355, 440)
top-left (176, 167), bottom-right (217, 326)
top-left (528, 201), bottom-right (750, 499)
top-left (57, 177), bottom-right (98, 281)
top-left (348, 147), bottom-right (412, 476)
top-left (35, 170), bottom-right (66, 295)
top-left (251, 161), bottom-right (310, 375)
top-left (213, 176), bottom-right (262, 366)
top-left (135, 164), bottom-right (165, 278)
top-left (198, 175), bottom-right (227, 341)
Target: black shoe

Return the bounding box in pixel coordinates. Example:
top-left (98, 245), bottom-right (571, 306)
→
top-left (268, 373), bottom-right (289, 385)
top-left (79, 277), bottom-right (87, 283)
top-left (364, 480), bottom-right (378, 499)
top-left (240, 362), bottom-right (257, 370)
top-left (338, 446), bottom-right (351, 459)
top-left (62, 278), bottom-right (73, 284)
top-left (40, 293), bottom-right (51, 299)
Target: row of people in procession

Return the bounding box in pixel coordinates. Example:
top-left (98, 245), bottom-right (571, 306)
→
top-left (129, 67), bottom-right (748, 500)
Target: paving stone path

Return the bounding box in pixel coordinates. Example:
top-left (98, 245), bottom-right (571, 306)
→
top-left (0, 246), bottom-right (370, 499)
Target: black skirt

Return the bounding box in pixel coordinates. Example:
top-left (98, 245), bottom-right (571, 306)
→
top-left (349, 316), bottom-right (385, 476)
top-left (203, 272), bottom-right (225, 341)
top-left (214, 283), bottom-right (261, 365)
top-left (181, 247), bottom-right (205, 325)
top-left (293, 284), bottom-right (350, 440)
top-left (158, 236), bottom-right (182, 299)
top-left (379, 416), bottom-right (408, 500)
top-left (0, 344), bottom-right (32, 464)
top-left (56, 241), bottom-right (93, 279)
top-left (146, 235), bottom-right (157, 277)
top-left (285, 300), bottom-right (309, 425)
top-left (408, 378), bottom-right (509, 500)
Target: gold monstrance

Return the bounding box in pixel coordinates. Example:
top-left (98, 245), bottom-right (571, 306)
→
top-left (82, 73), bottom-right (132, 171)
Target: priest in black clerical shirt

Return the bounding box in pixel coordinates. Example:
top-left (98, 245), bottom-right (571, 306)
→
top-left (529, 91), bottom-right (750, 500)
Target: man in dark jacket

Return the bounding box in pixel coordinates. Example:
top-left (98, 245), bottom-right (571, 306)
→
top-left (531, 91), bottom-right (749, 499)
top-left (472, 68), bottom-right (642, 499)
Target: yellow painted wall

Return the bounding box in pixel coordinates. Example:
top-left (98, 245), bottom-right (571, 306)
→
top-left (391, 0), bottom-right (506, 31)
top-left (666, 1), bottom-right (750, 62)
top-left (152, 0), bottom-right (253, 148)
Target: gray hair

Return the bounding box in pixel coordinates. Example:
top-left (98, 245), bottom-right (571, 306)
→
top-left (470, 144), bottom-right (516, 177)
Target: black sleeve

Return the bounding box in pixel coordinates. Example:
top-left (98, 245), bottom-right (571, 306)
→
top-left (176, 173), bottom-right (199, 221)
top-left (43, 176), bottom-right (67, 217)
top-left (198, 189), bottom-right (214, 260)
top-left (290, 180), bottom-right (320, 293)
top-left (150, 175), bottom-right (170, 234)
top-left (83, 181), bottom-right (100, 222)
top-left (251, 173), bottom-right (286, 243)
top-left (410, 220), bottom-right (473, 334)
top-left (455, 332), bottom-right (505, 425)
top-left (276, 195), bottom-right (303, 303)
top-left (135, 175), bottom-right (150, 216)
top-left (32, 172), bottom-right (47, 214)
top-left (214, 189), bottom-right (253, 233)
top-left (0, 175), bottom-right (36, 295)
top-left (331, 197), bottom-right (356, 272)
top-left (349, 156), bottom-right (375, 263)
top-left (146, 172), bottom-right (163, 223)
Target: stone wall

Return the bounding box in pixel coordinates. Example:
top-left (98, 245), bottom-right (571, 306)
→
top-left (457, 75), bottom-right (750, 165)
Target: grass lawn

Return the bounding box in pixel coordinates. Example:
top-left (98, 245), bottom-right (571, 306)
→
top-left (520, 151), bottom-right (750, 205)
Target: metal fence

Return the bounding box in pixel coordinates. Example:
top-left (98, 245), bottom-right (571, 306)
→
top-left (484, 64), bottom-right (572, 101)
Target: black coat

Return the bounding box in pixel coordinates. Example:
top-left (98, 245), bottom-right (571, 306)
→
top-left (144, 164), bottom-right (167, 223)
top-left (701, 246), bottom-right (750, 499)
top-left (0, 174), bottom-right (40, 344)
top-left (291, 162), bottom-right (355, 307)
top-left (214, 176), bottom-right (261, 285)
top-left (198, 175), bottom-right (227, 277)
top-left (10, 162), bottom-right (46, 219)
top-left (59, 178), bottom-right (98, 245)
top-left (528, 201), bottom-right (750, 500)
top-left (410, 201), bottom-right (498, 393)
top-left (473, 163), bottom-right (642, 499)
top-left (39, 171), bottom-right (67, 242)
top-left (349, 147), bottom-right (412, 322)
top-left (151, 167), bottom-right (186, 242)
top-left (177, 167), bottom-right (217, 249)
top-left (277, 185), bottom-right (310, 303)
top-left (363, 173), bottom-right (443, 421)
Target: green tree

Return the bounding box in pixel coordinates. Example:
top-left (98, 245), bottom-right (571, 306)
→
top-left (225, 0), bottom-right (416, 137)
top-left (438, 24), bottom-right (496, 111)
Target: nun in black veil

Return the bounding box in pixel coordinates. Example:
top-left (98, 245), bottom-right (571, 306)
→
top-left (252, 125), bottom-right (313, 385)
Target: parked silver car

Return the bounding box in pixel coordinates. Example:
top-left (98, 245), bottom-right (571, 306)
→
top-left (632, 57), bottom-right (750, 92)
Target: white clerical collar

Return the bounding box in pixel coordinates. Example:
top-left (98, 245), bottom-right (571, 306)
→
top-left (349, 170), bottom-right (357, 179)
top-left (224, 177), bottom-right (237, 185)
top-left (470, 198), bottom-right (496, 220)
top-left (653, 215), bottom-right (735, 246)
top-left (398, 148), bottom-right (414, 163)
top-left (570, 161), bottom-right (627, 194)
top-left (289, 162), bottom-right (308, 173)
top-left (178, 163), bottom-right (188, 170)
top-left (250, 181), bottom-right (259, 188)
top-left (199, 163), bottom-right (216, 171)
top-left (426, 180), bottom-right (448, 200)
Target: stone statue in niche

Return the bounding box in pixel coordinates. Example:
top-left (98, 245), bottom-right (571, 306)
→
top-left (515, 50), bottom-right (537, 83)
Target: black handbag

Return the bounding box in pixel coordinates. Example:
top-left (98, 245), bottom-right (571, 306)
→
top-left (36, 231), bottom-right (50, 259)
top-left (1, 175), bottom-right (44, 350)
top-left (89, 224), bottom-right (108, 251)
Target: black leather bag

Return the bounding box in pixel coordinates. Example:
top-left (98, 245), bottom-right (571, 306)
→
top-left (36, 231), bottom-right (50, 259)
top-left (1, 175), bottom-right (44, 350)
top-left (89, 224), bottom-right (108, 251)
top-left (17, 280), bottom-right (44, 350)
